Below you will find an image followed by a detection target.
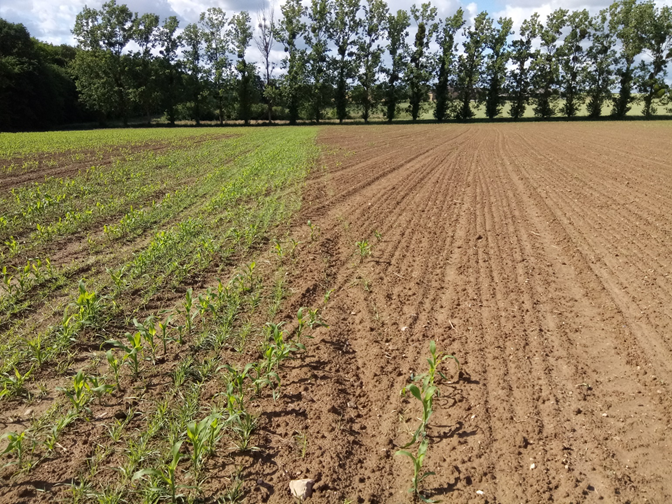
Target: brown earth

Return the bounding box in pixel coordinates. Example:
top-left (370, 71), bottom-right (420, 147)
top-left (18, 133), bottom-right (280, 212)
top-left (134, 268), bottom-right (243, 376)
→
top-left (263, 122), bottom-right (672, 503)
top-left (2, 122), bottom-right (672, 503)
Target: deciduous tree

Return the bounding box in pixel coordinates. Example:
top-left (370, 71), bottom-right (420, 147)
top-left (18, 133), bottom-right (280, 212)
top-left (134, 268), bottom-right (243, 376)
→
top-left (383, 9), bottom-right (410, 122)
top-left (354, 0), bottom-right (388, 123)
top-left (483, 16), bottom-right (513, 119)
top-left (434, 8), bottom-right (464, 122)
top-left (406, 3), bottom-right (438, 121)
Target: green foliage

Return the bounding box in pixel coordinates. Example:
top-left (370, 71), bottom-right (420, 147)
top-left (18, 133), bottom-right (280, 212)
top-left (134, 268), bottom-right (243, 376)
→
top-left (483, 17), bottom-right (513, 119)
top-left (332, 0), bottom-right (361, 123)
top-left (434, 9), bottom-right (465, 122)
top-left (395, 438), bottom-right (436, 502)
top-left (354, 0), bottom-right (388, 122)
top-left (406, 3), bottom-right (438, 121)
top-left (275, 0), bottom-right (308, 124)
top-left (507, 14), bottom-right (541, 119)
top-left (456, 11), bottom-right (491, 120)
top-left (559, 9), bottom-right (591, 117)
top-left (384, 9), bottom-right (410, 122)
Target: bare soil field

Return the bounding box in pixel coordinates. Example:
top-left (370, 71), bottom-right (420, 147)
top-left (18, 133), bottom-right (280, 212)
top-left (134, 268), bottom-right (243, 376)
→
top-left (276, 122), bottom-right (672, 502)
top-left (1, 122), bottom-right (671, 503)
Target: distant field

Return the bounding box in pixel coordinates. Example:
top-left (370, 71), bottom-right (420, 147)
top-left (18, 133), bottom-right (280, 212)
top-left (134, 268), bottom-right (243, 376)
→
top-left (1, 122), bottom-right (672, 503)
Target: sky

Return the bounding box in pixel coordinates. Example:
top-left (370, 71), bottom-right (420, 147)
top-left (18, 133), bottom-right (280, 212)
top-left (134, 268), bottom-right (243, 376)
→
top-left (2, 0), bottom-right (670, 50)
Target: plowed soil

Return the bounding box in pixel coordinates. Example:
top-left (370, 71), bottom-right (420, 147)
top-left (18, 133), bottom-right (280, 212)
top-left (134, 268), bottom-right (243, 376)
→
top-left (271, 122), bottom-right (672, 503)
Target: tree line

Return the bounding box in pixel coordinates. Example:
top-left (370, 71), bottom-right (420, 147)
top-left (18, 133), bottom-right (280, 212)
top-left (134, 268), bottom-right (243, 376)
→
top-left (1, 0), bottom-right (671, 131)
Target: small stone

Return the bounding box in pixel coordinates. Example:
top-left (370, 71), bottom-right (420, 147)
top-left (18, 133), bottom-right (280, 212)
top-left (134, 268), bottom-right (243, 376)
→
top-left (401, 326), bottom-right (408, 331)
top-left (476, 490), bottom-right (484, 495)
top-left (24, 408), bottom-right (33, 417)
top-left (530, 463), bottom-right (536, 470)
top-left (289, 479), bottom-right (315, 500)
top-left (602, 413), bottom-right (608, 417)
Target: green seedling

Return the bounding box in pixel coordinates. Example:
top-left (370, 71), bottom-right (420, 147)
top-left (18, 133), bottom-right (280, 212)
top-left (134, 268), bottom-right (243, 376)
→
top-left (106, 332), bottom-right (143, 378)
top-left (307, 220), bottom-right (320, 241)
top-left (0, 366), bottom-right (33, 400)
top-left (273, 239), bottom-right (284, 260)
top-left (182, 288), bottom-right (197, 334)
top-left (395, 437), bottom-right (436, 502)
top-left (24, 333), bottom-right (49, 367)
top-left (400, 382), bottom-right (437, 447)
top-left (374, 230), bottom-right (382, 241)
top-left (71, 279), bottom-right (105, 328)
top-left (157, 315), bottom-right (173, 354)
top-left (106, 350), bottom-right (122, 390)
top-left (58, 370), bottom-right (90, 412)
top-left (1, 431), bottom-right (26, 468)
top-left (250, 362), bottom-right (280, 397)
top-left (133, 441), bottom-right (185, 504)
top-left (86, 375), bottom-right (114, 402)
top-left (1, 266), bottom-right (16, 297)
top-left (198, 292), bottom-right (215, 320)
top-left (307, 307), bottom-right (328, 329)
top-left (186, 415), bottom-right (218, 477)
top-left (134, 316), bottom-right (158, 363)
top-left (107, 266), bottom-right (126, 296)
top-left (426, 340), bottom-right (460, 386)
top-left (3, 236), bottom-right (18, 255)
top-left (289, 238), bottom-right (300, 258)
top-left (323, 289), bottom-right (334, 305)
top-left (355, 240), bottom-right (371, 259)
top-left (230, 410), bottom-right (257, 451)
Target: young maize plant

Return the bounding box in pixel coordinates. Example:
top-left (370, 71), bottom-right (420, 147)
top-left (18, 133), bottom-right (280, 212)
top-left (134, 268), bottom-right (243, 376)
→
top-left (57, 370), bottom-right (91, 412)
top-left (106, 350), bottom-right (122, 391)
top-left (355, 240), bottom-right (371, 259)
top-left (1, 431), bottom-right (27, 469)
top-left (157, 315), bottom-right (173, 354)
top-left (396, 341), bottom-right (460, 500)
top-left (105, 331), bottom-right (144, 378)
top-left (400, 382), bottom-right (438, 448)
top-left (132, 441), bottom-right (185, 504)
top-left (133, 316), bottom-right (158, 363)
top-left (395, 438), bottom-right (436, 503)
top-left (186, 414), bottom-right (222, 478)
top-left (307, 220), bottom-right (320, 241)
top-left (0, 366), bottom-right (33, 400)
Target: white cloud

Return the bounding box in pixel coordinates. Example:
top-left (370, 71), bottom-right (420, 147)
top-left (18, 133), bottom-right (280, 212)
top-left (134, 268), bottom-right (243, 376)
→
top-left (2, 0), bottom-right (670, 48)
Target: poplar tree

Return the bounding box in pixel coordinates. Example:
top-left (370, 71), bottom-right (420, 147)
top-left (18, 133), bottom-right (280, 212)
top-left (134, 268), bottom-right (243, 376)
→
top-left (72, 0), bottom-right (136, 125)
top-left (331, 0), bottom-right (361, 123)
top-left (383, 9), bottom-right (410, 122)
top-left (559, 9), bottom-right (591, 118)
top-left (230, 12), bottom-right (255, 124)
top-left (531, 9), bottom-right (567, 118)
top-left (507, 14), bottom-right (541, 120)
top-left (275, 0), bottom-right (307, 124)
top-left (456, 11), bottom-right (491, 120)
top-left (434, 8), bottom-right (464, 122)
top-left (181, 23), bottom-right (206, 125)
top-left (406, 3), bottom-right (438, 121)
top-left (157, 16), bottom-right (181, 125)
top-left (255, 9), bottom-right (276, 122)
top-left (609, 0), bottom-right (646, 118)
top-left (637, 4), bottom-right (672, 117)
top-left (305, 0), bottom-right (332, 122)
top-left (133, 13), bottom-right (159, 124)
top-left (483, 16), bottom-right (513, 120)
top-left (200, 8), bottom-right (231, 124)
top-left (354, 0), bottom-right (388, 123)
top-left (585, 11), bottom-right (616, 118)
